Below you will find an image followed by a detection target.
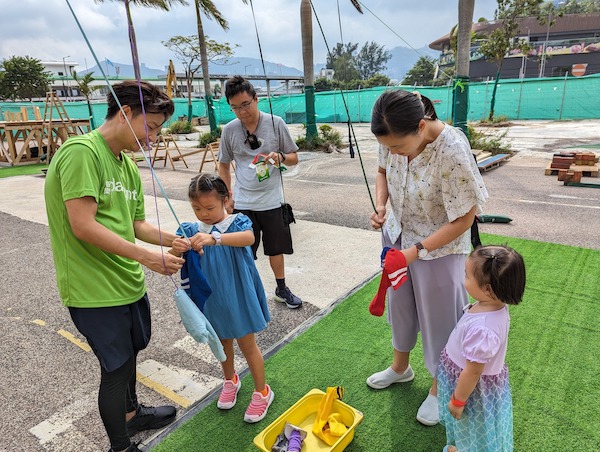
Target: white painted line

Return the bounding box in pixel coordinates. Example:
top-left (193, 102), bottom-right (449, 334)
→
top-left (29, 393), bottom-right (96, 444)
top-left (172, 335), bottom-right (245, 371)
top-left (295, 179), bottom-right (350, 187)
top-left (516, 199), bottom-right (600, 210)
top-left (137, 359), bottom-right (222, 408)
top-left (494, 197), bottom-right (600, 210)
top-left (38, 430), bottom-right (90, 452)
top-left (549, 194), bottom-right (599, 201)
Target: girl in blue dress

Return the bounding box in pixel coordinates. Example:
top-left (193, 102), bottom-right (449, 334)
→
top-left (438, 245), bottom-right (526, 451)
top-left (171, 174), bottom-right (273, 423)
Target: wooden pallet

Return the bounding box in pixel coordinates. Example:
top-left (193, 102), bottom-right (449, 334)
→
top-left (477, 154), bottom-right (510, 172)
top-left (544, 163), bottom-right (598, 177)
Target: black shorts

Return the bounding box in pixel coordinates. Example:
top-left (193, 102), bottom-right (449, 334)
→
top-left (234, 207), bottom-right (293, 259)
top-left (69, 294), bottom-right (151, 372)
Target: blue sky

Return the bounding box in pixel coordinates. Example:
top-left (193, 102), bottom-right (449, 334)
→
top-left (0, 0), bottom-right (498, 73)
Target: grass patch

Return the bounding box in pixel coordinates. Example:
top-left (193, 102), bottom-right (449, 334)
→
top-left (0, 163), bottom-right (48, 179)
top-left (154, 234), bottom-right (600, 451)
top-left (295, 124), bottom-right (343, 152)
top-left (468, 125), bottom-right (511, 155)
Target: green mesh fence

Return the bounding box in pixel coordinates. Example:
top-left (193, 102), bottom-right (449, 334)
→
top-left (2, 74), bottom-right (599, 128)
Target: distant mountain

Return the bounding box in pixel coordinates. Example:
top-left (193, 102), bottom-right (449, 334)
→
top-left (209, 57), bottom-right (302, 78)
top-left (80, 58), bottom-right (302, 88)
top-left (82, 46), bottom-right (439, 86)
top-left (80, 60), bottom-right (165, 78)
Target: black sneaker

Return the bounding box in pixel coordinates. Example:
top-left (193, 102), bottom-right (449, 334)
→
top-left (274, 287), bottom-right (303, 309)
top-left (107, 442), bottom-right (142, 452)
top-left (126, 404), bottom-right (176, 436)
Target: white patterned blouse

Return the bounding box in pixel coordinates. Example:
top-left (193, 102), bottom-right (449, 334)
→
top-left (378, 124), bottom-right (489, 259)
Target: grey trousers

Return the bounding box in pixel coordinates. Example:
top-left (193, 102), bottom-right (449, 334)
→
top-left (383, 232), bottom-right (468, 378)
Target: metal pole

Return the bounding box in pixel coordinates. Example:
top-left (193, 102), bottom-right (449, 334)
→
top-left (559, 71), bottom-right (568, 120)
top-left (516, 77), bottom-right (524, 119)
top-left (539, 12), bottom-right (552, 78)
top-left (62, 56), bottom-right (70, 100)
top-left (333, 89), bottom-right (337, 122)
top-left (357, 85), bottom-right (361, 122)
top-left (446, 83), bottom-right (452, 122)
top-left (482, 78), bottom-right (490, 120)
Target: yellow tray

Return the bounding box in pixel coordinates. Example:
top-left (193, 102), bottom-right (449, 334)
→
top-left (253, 388), bottom-right (363, 452)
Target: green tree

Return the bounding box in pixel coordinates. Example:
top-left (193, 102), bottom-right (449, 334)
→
top-left (362, 73), bottom-right (391, 88)
top-left (326, 43), bottom-right (360, 83)
top-left (72, 71), bottom-right (101, 129)
top-left (163, 35), bottom-right (235, 120)
top-left (314, 77), bottom-right (334, 92)
top-left (0, 56), bottom-right (52, 101)
top-left (478, 0), bottom-right (544, 120)
top-left (193, 0), bottom-right (242, 133)
top-left (301, 0), bottom-right (362, 138)
top-left (454, 0), bottom-right (475, 134)
top-left (95, 1), bottom-right (188, 81)
top-left (325, 41), bottom-right (390, 84)
top-left (355, 41), bottom-right (392, 79)
top-left (402, 56), bottom-right (437, 86)
top-left (556, 0), bottom-right (600, 13)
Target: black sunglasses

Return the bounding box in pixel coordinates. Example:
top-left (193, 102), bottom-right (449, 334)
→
top-left (245, 131), bottom-right (261, 150)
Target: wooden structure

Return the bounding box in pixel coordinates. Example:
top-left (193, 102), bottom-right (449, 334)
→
top-left (0, 93), bottom-right (90, 166)
top-left (0, 118), bottom-right (90, 166)
top-left (477, 153), bottom-right (510, 172)
top-left (545, 151), bottom-right (599, 177)
top-left (3, 107), bottom-right (41, 122)
top-left (151, 134), bottom-right (189, 170)
top-left (199, 140), bottom-right (220, 173)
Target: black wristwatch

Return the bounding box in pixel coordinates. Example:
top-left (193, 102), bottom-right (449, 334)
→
top-left (279, 152), bottom-right (286, 163)
top-left (415, 242), bottom-right (429, 259)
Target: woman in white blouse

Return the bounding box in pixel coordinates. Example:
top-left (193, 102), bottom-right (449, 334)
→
top-left (367, 90), bottom-right (489, 426)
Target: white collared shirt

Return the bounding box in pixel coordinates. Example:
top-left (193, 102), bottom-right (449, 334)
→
top-left (378, 124), bottom-right (489, 258)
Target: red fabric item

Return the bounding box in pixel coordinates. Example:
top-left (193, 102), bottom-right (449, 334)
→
top-left (369, 249), bottom-right (408, 316)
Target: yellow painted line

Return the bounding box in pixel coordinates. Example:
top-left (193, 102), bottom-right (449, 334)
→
top-left (136, 371), bottom-right (191, 408)
top-left (32, 319), bottom-right (46, 326)
top-left (57, 329), bottom-right (92, 353)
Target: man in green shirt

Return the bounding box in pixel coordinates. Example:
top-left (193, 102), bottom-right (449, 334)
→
top-left (45, 81), bottom-right (185, 452)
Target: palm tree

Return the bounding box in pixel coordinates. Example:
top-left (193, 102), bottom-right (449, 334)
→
top-left (453, 0), bottom-right (475, 134)
top-left (95, 1), bottom-right (188, 81)
top-left (72, 71), bottom-right (101, 129)
top-left (193, 0), bottom-right (242, 133)
top-left (300, 0), bottom-right (362, 139)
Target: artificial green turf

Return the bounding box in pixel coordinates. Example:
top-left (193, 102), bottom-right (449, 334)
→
top-left (153, 234), bottom-right (600, 451)
top-left (0, 163), bottom-right (47, 178)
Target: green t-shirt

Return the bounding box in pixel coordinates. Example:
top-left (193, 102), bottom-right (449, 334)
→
top-left (44, 130), bottom-right (147, 308)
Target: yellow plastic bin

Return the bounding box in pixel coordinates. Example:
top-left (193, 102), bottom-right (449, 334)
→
top-left (253, 388), bottom-right (363, 452)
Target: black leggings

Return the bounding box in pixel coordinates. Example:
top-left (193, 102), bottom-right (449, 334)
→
top-left (99, 355), bottom-right (139, 451)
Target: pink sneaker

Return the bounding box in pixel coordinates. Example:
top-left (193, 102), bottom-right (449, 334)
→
top-left (217, 375), bottom-right (241, 410)
top-left (244, 384), bottom-right (274, 423)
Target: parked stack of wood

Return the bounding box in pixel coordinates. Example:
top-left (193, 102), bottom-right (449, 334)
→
top-left (545, 151), bottom-right (599, 178)
top-left (573, 151), bottom-right (599, 167)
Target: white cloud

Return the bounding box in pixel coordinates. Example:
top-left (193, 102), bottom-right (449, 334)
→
top-left (1, 0), bottom-right (498, 72)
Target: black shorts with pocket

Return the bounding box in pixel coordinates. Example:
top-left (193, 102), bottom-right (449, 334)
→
top-left (69, 294), bottom-right (151, 372)
top-left (234, 207), bottom-right (293, 259)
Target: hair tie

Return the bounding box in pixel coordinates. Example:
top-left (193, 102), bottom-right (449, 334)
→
top-left (412, 91), bottom-right (422, 100)
top-left (489, 254), bottom-right (497, 260)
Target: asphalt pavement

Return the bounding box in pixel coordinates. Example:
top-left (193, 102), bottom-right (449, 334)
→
top-left (0, 120), bottom-right (599, 451)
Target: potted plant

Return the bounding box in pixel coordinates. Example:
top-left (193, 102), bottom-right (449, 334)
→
top-left (167, 120), bottom-right (196, 140)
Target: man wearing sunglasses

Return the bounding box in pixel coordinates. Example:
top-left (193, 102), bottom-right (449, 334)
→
top-left (218, 75), bottom-right (302, 309)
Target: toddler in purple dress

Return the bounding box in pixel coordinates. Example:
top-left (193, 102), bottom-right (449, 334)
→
top-left (438, 245), bottom-right (526, 452)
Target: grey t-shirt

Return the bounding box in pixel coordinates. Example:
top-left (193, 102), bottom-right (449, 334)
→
top-left (218, 111), bottom-right (298, 211)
